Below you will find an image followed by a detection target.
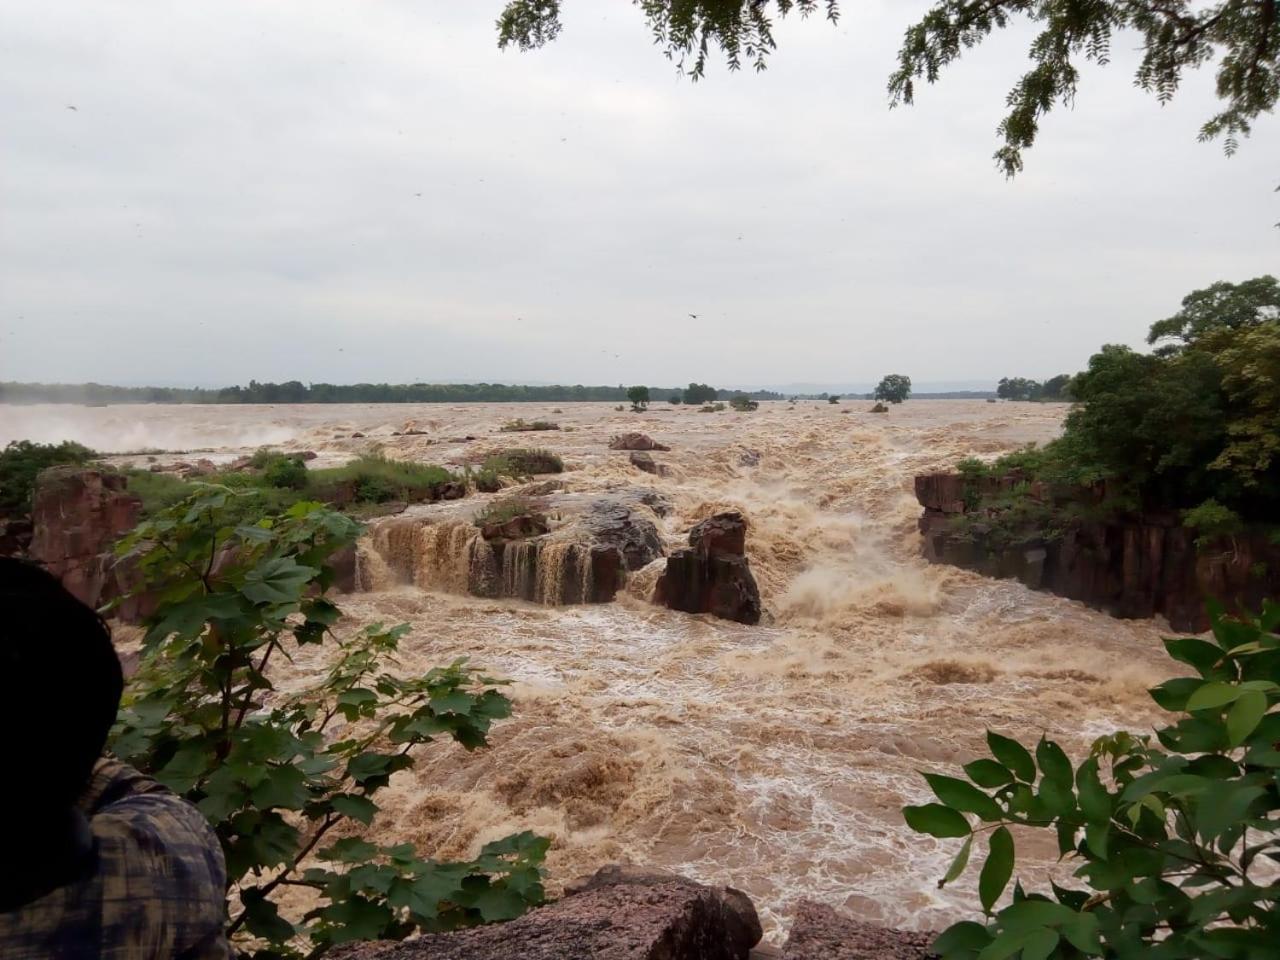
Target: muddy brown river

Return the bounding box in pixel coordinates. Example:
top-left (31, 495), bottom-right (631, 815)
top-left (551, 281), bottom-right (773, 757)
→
top-left (5, 399), bottom-right (1177, 939)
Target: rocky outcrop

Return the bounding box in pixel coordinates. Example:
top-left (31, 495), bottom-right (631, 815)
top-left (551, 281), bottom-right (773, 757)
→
top-left (359, 492), bottom-right (667, 606)
top-left (654, 512), bottom-right (762, 625)
top-left (629, 451), bottom-right (665, 475)
top-left (915, 471), bottom-right (1280, 632)
top-left (330, 866), bottom-right (761, 960)
top-left (29, 467), bottom-right (144, 615)
top-left (780, 900), bottom-right (935, 959)
top-left (609, 433), bottom-right (670, 452)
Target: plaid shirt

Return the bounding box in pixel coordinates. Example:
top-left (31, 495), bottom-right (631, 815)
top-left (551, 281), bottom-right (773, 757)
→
top-left (0, 758), bottom-right (230, 959)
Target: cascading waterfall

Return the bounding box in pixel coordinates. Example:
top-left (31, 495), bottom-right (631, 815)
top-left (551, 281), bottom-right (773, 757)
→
top-left (357, 514), bottom-right (600, 605)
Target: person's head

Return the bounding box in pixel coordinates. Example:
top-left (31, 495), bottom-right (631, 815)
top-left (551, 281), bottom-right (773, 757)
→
top-left (0, 558), bottom-right (123, 809)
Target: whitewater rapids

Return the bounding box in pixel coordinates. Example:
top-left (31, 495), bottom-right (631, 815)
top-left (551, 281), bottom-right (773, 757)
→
top-left (22, 399), bottom-right (1177, 939)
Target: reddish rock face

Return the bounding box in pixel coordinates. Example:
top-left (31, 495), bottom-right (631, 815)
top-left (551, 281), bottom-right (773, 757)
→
top-left (329, 865), bottom-right (762, 960)
top-left (609, 432), bottom-right (670, 452)
top-left (781, 900), bottom-right (936, 959)
top-left (29, 467), bottom-right (142, 612)
top-left (654, 511), bottom-right (761, 625)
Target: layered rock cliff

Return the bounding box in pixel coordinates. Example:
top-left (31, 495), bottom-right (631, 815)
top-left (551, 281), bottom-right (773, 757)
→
top-left (915, 472), bottom-right (1280, 632)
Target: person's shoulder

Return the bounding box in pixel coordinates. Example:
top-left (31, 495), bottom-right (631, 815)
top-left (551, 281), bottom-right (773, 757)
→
top-left (88, 759), bottom-right (230, 952)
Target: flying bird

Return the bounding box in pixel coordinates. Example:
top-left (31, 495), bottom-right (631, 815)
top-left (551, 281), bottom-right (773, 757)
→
top-left (688, 313), bottom-right (699, 319)
top-left (66, 105), bottom-right (77, 111)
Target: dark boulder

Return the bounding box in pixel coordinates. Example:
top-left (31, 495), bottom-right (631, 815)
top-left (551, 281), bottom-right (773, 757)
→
top-left (330, 865), bottom-right (761, 960)
top-left (780, 901), bottom-right (936, 960)
top-left (654, 511), bottom-right (762, 625)
top-left (629, 451), bottom-right (664, 475)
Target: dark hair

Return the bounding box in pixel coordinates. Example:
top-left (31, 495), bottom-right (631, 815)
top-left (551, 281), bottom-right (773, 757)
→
top-left (0, 558), bottom-right (123, 805)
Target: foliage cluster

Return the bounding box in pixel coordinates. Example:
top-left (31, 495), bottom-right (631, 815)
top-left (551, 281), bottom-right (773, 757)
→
top-left (627, 385), bottom-right (650, 412)
top-left (682, 382), bottom-right (719, 405)
top-left (963, 277), bottom-right (1280, 527)
top-left (0, 439), bottom-right (98, 515)
top-left (729, 395), bottom-right (759, 411)
top-left (111, 492), bottom-right (548, 958)
top-left (128, 455), bottom-right (461, 520)
top-left (480, 448), bottom-right (564, 478)
top-left (699, 402), bottom-right (727, 413)
top-left (906, 603), bottom-right (1280, 959)
top-left (874, 374), bottom-right (912, 404)
top-left (997, 375), bottom-right (1073, 402)
top-left (497, 1), bottom-right (1279, 176)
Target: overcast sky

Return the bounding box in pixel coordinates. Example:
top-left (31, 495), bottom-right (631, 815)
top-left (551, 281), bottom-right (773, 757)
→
top-left (2, 1), bottom-right (1277, 390)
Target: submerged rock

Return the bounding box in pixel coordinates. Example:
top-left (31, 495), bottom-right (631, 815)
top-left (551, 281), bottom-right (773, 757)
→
top-left (654, 511), bottom-right (762, 625)
top-left (609, 432), bottom-right (670, 452)
top-left (629, 451), bottom-right (662, 475)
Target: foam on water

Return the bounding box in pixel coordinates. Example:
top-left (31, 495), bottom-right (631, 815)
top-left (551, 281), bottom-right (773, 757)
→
top-left (58, 399), bottom-right (1179, 941)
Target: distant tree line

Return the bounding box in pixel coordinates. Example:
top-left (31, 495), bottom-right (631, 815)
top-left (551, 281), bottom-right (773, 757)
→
top-left (0, 380), bottom-right (782, 406)
top-left (995, 374), bottom-right (1072, 401)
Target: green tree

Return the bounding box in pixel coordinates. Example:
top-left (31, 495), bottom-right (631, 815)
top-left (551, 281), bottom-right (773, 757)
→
top-left (997, 377), bottom-right (1041, 401)
top-left (905, 602), bottom-right (1280, 959)
top-left (627, 385), bottom-right (651, 411)
top-left (668, 391), bottom-right (684, 404)
top-left (497, 1), bottom-right (1279, 174)
top-left (684, 382), bottom-right (719, 405)
top-left (1040, 374), bottom-right (1073, 401)
top-left (111, 489), bottom-right (547, 957)
top-left (729, 394), bottom-right (759, 411)
top-left (874, 374), bottom-right (912, 404)
top-left (1147, 276), bottom-right (1280, 353)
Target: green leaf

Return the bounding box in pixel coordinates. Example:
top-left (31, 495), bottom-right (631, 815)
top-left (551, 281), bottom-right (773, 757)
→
top-left (1075, 757), bottom-right (1112, 821)
top-left (988, 731), bottom-right (1036, 782)
top-left (965, 759), bottom-right (1014, 788)
top-left (940, 834), bottom-right (973, 888)
top-left (1197, 782), bottom-right (1265, 843)
top-left (979, 826), bottom-right (1014, 914)
top-left (1164, 637), bottom-right (1226, 677)
top-left (319, 896), bottom-right (393, 944)
top-left (924, 773), bottom-right (1004, 821)
top-left (1149, 677), bottom-right (1203, 712)
top-left (932, 921), bottom-right (991, 955)
top-left (1186, 681), bottom-right (1243, 711)
top-left (250, 765), bottom-right (310, 811)
top-left (1035, 738), bottom-right (1073, 786)
top-left (1226, 689), bottom-right (1269, 746)
top-left (474, 883), bottom-right (532, 922)
top-left (1020, 928), bottom-right (1060, 960)
top-left (903, 803), bottom-right (971, 838)
top-left (331, 794), bottom-right (378, 825)
top-left (321, 837), bottom-right (379, 862)
top-left (241, 556), bottom-right (319, 605)
top-left (240, 886), bottom-right (296, 944)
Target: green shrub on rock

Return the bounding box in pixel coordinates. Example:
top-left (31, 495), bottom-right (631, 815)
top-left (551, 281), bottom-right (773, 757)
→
top-left (905, 602), bottom-right (1280, 959)
top-left (111, 491), bottom-right (547, 957)
top-left (0, 439), bottom-right (97, 515)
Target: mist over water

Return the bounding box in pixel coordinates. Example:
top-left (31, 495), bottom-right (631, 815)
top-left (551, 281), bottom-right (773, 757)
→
top-left (86, 399), bottom-right (1174, 940)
